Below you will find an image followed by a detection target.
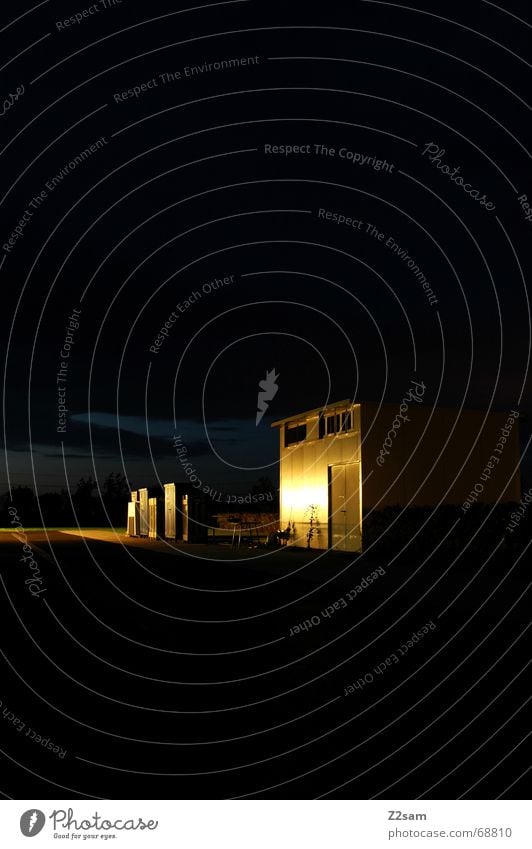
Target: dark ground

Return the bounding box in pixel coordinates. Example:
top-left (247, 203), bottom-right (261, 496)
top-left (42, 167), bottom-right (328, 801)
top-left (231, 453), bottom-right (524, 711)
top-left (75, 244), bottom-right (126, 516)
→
top-left (0, 528), bottom-right (530, 799)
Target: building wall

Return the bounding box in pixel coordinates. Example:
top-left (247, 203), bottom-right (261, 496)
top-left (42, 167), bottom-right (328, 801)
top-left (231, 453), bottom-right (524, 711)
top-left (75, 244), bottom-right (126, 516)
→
top-left (360, 403), bottom-right (520, 510)
top-left (276, 402), bottom-right (521, 551)
top-left (278, 406), bottom-right (361, 549)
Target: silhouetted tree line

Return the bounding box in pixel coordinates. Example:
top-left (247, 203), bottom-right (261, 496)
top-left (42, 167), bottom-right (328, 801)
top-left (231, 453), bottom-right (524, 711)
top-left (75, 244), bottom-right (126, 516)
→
top-left (0, 474), bottom-right (280, 528)
top-left (0, 473), bottom-right (130, 528)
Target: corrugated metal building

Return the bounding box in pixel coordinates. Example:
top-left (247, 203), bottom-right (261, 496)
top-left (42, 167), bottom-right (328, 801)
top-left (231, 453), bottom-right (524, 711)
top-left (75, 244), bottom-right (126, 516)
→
top-left (272, 398), bottom-right (520, 552)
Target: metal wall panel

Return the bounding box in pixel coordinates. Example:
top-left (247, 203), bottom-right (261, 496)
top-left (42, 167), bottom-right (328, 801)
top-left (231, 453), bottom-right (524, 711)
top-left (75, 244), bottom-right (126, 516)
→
top-left (138, 487), bottom-right (149, 536)
top-left (148, 497), bottom-right (158, 539)
top-left (164, 483), bottom-right (176, 539)
top-left (182, 493), bottom-right (189, 542)
top-left (126, 501), bottom-right (139, 536)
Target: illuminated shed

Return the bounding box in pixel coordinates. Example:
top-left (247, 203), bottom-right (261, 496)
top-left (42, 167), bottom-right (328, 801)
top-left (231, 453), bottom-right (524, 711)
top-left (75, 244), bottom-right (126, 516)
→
top-left (272, 399), bottom-right (520, 552)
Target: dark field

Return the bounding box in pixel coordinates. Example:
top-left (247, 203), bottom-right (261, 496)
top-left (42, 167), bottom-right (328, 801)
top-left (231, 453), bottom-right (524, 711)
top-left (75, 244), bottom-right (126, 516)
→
top-left (0, 528), bottom-right (530, 799)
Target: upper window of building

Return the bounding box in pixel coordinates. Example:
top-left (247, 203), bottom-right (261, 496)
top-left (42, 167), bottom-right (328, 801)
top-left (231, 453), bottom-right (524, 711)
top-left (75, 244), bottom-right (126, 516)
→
top-left (318, 410), bottom-right (353, 438)
top-left (283, 408), bottom-right (353, 445)
top-left (285, 422), bottom-right (307, 446)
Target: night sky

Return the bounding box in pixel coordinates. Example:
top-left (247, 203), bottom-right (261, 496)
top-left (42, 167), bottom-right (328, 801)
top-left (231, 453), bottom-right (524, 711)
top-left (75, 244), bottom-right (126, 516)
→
top-left (1, 0), bottom-right (531, 496)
